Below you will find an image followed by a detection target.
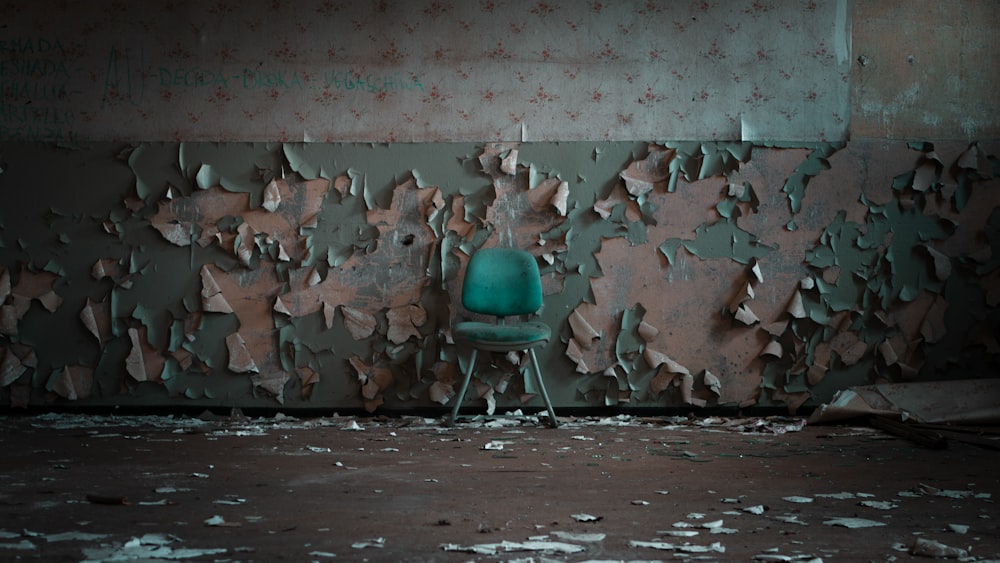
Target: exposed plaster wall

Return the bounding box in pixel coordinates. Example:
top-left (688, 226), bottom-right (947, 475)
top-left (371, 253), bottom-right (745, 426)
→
top-left (851, 0), bottom-right (1000, 140)
top-left (1, 140), bottom-right (998, 411)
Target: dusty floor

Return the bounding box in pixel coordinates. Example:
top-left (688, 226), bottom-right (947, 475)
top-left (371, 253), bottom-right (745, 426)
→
top-left (1, 411), bottom-right (998, 562)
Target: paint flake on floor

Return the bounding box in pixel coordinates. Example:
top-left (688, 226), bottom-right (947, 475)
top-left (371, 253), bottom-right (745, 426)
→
top-left (822, 517), bottom-right (886, 529)
top-left (2, 411), bottom-right (999, 561)
top-left (79, 534), bottom-right (230, 562)
top-left (441, 538), bottom-right (586, 555)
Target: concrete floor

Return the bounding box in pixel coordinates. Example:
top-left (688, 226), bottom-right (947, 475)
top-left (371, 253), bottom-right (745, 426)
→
top-left (1, 411), bottom-right (998, 562)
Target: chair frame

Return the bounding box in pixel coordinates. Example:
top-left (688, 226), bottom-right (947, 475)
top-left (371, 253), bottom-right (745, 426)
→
top-left (446, 248), bottom-right (558, 427)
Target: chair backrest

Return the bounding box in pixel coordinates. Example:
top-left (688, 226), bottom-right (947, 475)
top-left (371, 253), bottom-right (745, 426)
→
top-left (462, 248), bottom-right (543, 317)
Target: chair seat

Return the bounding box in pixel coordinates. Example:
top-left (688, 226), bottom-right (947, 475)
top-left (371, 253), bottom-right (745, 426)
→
top-left (454, 320), bottom-right (551, 349)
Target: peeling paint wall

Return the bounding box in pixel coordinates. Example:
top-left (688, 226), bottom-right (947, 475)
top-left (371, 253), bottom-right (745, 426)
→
top-left (2, 140), bottom-right (998, 411)
top-left (1, 1), bottom-right (999, 412)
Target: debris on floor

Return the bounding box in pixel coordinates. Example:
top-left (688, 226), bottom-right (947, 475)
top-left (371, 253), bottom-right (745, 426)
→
top-left (908, 537), bottom-right (969, 558)
top-left (78, 534), bottom-right (230, 562)
top-left (351, 537), bottom-right (385, 549)
top-left (549, 530), bottom-right (606, 542)
top-left (822, 517), bottom-right (886, 529)
top-left (751, 548), bottom-right (825, 562)
top-left (628, 539), bottom-right (726, 553)
top-left (1, 411), bottom-right (998, 561)
top-left (808, 379), bottom-right (1000, 425)
top-left (441, 538), bottom-right (586, 555)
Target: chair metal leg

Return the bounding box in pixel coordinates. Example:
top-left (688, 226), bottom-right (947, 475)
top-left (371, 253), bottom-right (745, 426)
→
top-left (528, 349), bottom-right (558, 428)
top-left (447, 348), bottom-right (478, 426)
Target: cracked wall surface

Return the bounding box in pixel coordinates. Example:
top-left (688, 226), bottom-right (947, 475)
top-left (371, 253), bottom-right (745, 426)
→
top-left (1, 140), bottom-right (998, 412)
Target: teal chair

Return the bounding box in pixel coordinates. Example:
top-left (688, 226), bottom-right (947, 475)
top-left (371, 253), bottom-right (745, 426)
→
top-left (447, 248), bottom-right (559, 427)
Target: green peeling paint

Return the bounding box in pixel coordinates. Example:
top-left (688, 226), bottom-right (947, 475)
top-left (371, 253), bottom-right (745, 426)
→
top-left (0, 139), bottom-right (998, 412)
top-left (781, 143), bottom-right (844, 215)
top-left (661, 219), bottom-right (775, 265)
